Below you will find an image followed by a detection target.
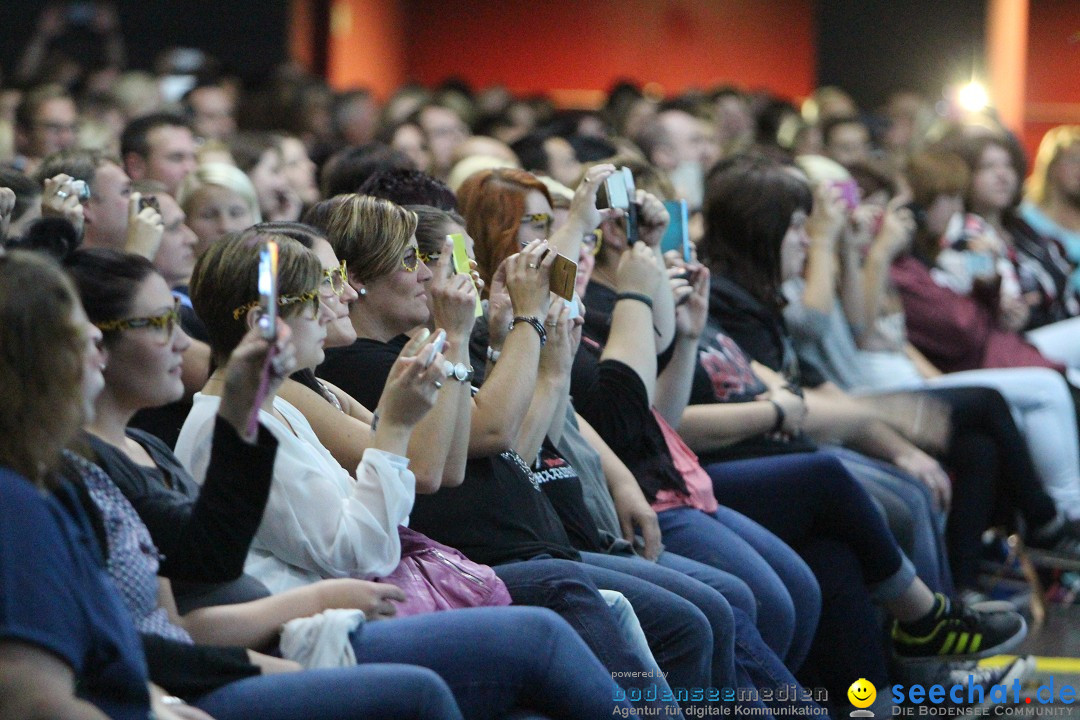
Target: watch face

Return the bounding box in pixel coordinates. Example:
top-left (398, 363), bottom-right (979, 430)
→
top-left (453, 363), bottom-right (470, 382)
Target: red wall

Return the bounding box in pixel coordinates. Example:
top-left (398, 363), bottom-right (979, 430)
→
top-left (400, 0), bottom-right (816, 104)
top-left (1023, 0), bottom-right (1080, 163)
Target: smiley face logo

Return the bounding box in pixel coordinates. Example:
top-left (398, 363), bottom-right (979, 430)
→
top-left (848, 678), bottom-right (876, 709)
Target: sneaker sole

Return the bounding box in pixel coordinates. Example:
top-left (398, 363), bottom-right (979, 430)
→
top-left (894, 616), bottom-right (1028, 664)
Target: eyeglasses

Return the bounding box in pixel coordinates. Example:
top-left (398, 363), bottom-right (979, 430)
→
top-left (232, 289), bottom-right (321, 321)
top-left (321, 260), bottom-right (348, 296)
top-left (96, 299), bottom-right (181, 341)
top-left (521, 213), bottom-right (553, 236)
top-left (582, 229), bottom-right (603, 256)
top-left (402, 248), bottom-right (437, 273)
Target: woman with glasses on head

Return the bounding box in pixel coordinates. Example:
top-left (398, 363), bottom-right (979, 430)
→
top-left (0, 249), bottom-right (472, 720)
top-left (169, 228), bottom-right (634, 719)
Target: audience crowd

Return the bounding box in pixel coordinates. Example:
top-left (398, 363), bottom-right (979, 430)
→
top-left (4, 6), bottom-right (1080, 719)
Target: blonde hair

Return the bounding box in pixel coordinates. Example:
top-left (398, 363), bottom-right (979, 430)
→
top-left (794, 154), bottom-right (852, 186)
top-left (190, 231), bottom-right (321, 366)
top-left (177, 162), bottom-right (262, 223)
top-left (324, 195), bottom-right (417, 283)
top-left (1026, 125), bottom-right (1080, 207)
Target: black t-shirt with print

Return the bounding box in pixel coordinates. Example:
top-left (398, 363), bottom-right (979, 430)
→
top-left (533, 441), bottom-right (605, 553)
top-left (318, 335), bottom-right (579, 567)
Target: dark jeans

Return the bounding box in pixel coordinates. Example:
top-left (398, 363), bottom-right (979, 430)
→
top-left (347, 606), bottom-right (633, 719)
top-left (656, 505), bottom-right (821, 670)
top-left (926, 385), bottom-right (1059, 588)
top-left (583, 550), bottom-right (825, 717)
top-left (195, 664), bottom-right (465, 720)
top-left (493, 558), bottom-right (684, 717)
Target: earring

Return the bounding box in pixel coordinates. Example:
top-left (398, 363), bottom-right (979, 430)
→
top-left (359, 288), bottom-right (367, 296)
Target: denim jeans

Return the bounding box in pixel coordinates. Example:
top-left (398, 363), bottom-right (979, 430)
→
top-left (656, 505), bottom-right (821, 670)
top-left (347, 606), bottom-right (633, 719)
top-left (582, 551), bottom-right (824, 717)
top-left (493, 558), bottom-right (683, 717)
top-left (821, 445), bottom-right (953, 596)
top-left (194, 664), bottom-right (465, 720)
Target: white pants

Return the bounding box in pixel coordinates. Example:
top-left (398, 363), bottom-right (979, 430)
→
top-left (1027, 315), bottom-right (1080, 371)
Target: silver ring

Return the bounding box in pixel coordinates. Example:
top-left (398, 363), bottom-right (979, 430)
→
top-left (527, 263), bottom-right (538, 269)
top-left (433, 380), bottom-right (443, 389)
top-left (55, 189), bottom-right (69, 199)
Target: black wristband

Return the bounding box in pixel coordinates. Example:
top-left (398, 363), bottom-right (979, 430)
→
top-left (510, 315), bottom-right (547, 346)
top-left (768, 400), bottom-right (785, 434)
top-left (615, 292), bottom-right (654, 309)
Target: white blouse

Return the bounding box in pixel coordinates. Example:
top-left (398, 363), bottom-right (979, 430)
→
top-left (174, 394), bottom-right (415, 594)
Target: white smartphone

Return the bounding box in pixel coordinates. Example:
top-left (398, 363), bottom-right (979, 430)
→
top-left (424, 329), bottom-right (447, 367)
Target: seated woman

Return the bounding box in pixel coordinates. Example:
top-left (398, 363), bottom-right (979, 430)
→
top-left (549, 159), bottom-right (1027, 709)
top-left (951, 134), bottom-right (1080, 366)
top-left (783, 153), bottom-right (1080, 569)
top-left (0, 249), bottom-right (469, 720)
top-left (68, 242), bottom-right (633, 720)
top-left (307, 194), bottom-right (741, 716)
top-left (177, 162), bottom-right (261, 258)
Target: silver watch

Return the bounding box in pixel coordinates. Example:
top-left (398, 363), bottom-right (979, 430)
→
top-left (442, 360), bottom-right (474, 384)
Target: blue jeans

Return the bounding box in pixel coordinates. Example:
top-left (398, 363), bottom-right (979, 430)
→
top-left (582, 551), bottom-right (824, 717)
top-left (656, 505), bottom-right (820, 670)
top-left (194, 665), bottom-right (464, 720)
top-left (493, 559), bottom-right (681, 716)
top-left (820, 446), bottom-right (953, 596)
top-left (347, 606), bottom-right (632, 719)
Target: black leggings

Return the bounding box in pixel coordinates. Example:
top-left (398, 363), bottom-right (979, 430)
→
top-left (924, 386), bottom-right (1058, 587)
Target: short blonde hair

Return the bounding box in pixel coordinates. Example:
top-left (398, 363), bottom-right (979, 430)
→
top-left (324, 195), bottom-right (417, 283)
top-left (177, 162), bottom-right (262, 224)
top-left (1026, 125), bottom-right (1080, 207)
top-left (190, 230), bottom-right (321, 366)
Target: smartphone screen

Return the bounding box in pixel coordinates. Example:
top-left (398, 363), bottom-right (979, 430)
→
top-left (660, 199), bottom-right (691, 262)
top-left (448, 233), bottom-right (484, 317)
top-left (257, 241), bottom-right (279, 341)
top-left (597, 173), bottom-right (630, 210)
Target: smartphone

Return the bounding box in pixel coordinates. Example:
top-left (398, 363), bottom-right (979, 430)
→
top-left (71, 179), bottom-right (91, 203)
top-left (138, 195), bottom-right (160, 214)
top-left (424, 329), bottom-right (447, 368)
top-left (965, 251), bottom-right (995, 279)
top-left (549, 253), bottom-right (578, 302)
top-left (448, 233), bottom-right (484, 318)
top-left (257, 240), bottom-right (279, 341)
top-left (660, 199), bottom-right (691, 262)
top-left (622, 167), bottom-right (640, 246)
top-left (830, 179), bottom-right (860, 211)
top-left (595, 170), bottom-right (630, 211)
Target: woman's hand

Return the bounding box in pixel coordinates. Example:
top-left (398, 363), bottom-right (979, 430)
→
top-left (428, 237), bottom-right (479, 338)
top-left (218, 323), bottom-right (297, 442)
top-left (762, 385), bottom-right (807, 435)
top-left (805, 182), bottom-right (847, 249)
top-left (635, 189), bottom-right (671, 249)
top-left (244, 651), bottom-right (302, 676)
top-left (869, 201), bottom-right (916, 261)
top-left (124, 192), bottom-right (165, 259)
top-left (504, 240), bottom-right (555, 319)
top-left (538, 300), bottom-right (573, 380)
top-left (615, 241), bottom-right (664, 297)
top-left (41, 174), bottom-right (85, 236)
top-left (313, 578), bottom-right (407, 620)
top-left (376, 329), bottom-right (449, 431)
top-left (566, 163), bottom-right (619, 233)
top-left (673, 263), bottom-right (710, 340)
top-left (894, 449), bottom-right (952, 512)
top-left (486, 259), bottom-right (514, 351)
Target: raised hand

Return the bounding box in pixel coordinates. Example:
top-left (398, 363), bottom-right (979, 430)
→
top-left (124, 192), bottom-right (165, 259)
top-left (428, 237), bottom-right (479, 337)
top-left (41, 174), bottom-right (85, 236)
top-left (635, 189), bottom-right (671, 249)
top-left (376, 329), bottom-right (449, 431)
top-left (504, 240), bottom-right (555, 319)
top-left (615, 241), bottom-right (664, 297)
top-left (218, 323), bottom-right (297, 441)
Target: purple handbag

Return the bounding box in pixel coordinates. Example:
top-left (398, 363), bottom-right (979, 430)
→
top-left (372, 526), bottom-right (512, 617)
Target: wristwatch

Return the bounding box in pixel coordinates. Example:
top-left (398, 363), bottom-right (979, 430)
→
top-left (442, 360), bottom-right (475, 384)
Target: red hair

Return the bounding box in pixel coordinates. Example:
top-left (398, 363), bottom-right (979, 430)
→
top-left (457, 168), bottom-right (552, 293)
